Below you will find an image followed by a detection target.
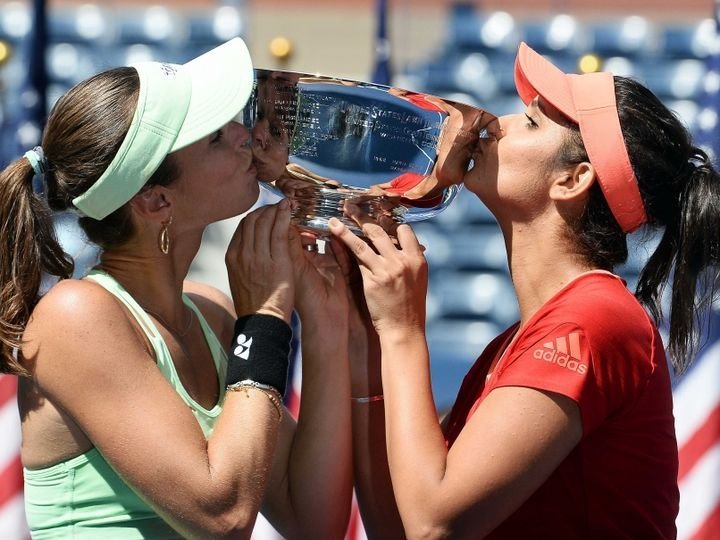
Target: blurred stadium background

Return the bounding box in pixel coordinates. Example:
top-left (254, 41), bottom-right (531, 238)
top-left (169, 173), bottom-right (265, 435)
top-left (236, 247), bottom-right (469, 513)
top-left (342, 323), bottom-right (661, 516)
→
top-left (0, 0), bottom-right (718, 538)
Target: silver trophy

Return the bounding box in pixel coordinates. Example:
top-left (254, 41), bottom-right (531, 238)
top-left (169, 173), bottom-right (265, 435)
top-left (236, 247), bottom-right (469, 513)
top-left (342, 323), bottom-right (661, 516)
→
top-left (241, 69), bottom-right (499, 237)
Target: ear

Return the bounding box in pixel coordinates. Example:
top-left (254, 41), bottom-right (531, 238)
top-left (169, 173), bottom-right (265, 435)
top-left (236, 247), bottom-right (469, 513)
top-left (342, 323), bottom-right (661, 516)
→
top-left (549, 162), bottom-right (596, 203)
top-left (129, 186), bottom-right (172, 223)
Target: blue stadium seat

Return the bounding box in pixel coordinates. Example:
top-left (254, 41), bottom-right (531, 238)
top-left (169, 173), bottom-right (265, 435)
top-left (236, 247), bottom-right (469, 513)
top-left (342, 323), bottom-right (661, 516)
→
top-left (0, 2), bottom-right (31, 44)
top-left (589, 16), bottom-right (658, 58)
top-left (116, 7), bottom-right (187, 47)
top-left (482, 95), bottom-right (524, 116)
top-left (49, 5), bottom-right (114, 45)
top-left (426, 318), bottom-right (502, 409)
top-left (522, 14), bottom-right (585, 56)
top-left (414, 223), bottom-right (453, 270)
top-left (444, 224), bottom-right (507, 272)
top-left (111, 43), bottom-right (191, 67)
top-left (666, 99), bottom-right (700, 132)
top-left (186, 6), bottom-right (244, 47)
top-left (635, 59), bottom-right (707, 100)
top-left (405, 52), bottom-right (500, 103)
top-left (448, 7), bottom-right (521, 55)
top-left (47, 43), bottom-right (104, 85)
top-left (616, 229), bottom-right (662, 277)
top-left (661, 19), bottom-right (717, 59)
top-left (601, 56), bottom-right (639, 79)
top-left (430, 269), bottom-right (518, 325)
top-left (54, 212), bottom-right (100, 278)
top-left (433, 187), bottom-right (497, 229)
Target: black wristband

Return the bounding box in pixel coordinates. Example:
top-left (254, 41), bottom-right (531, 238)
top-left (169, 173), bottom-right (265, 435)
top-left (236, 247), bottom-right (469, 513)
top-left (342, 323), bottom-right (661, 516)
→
top-left (226, 314), bottom-right (292, 396)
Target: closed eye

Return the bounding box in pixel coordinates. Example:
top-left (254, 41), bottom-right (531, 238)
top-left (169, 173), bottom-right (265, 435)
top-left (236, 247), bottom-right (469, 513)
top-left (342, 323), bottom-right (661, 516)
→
top-left (524, 113), bottom-right (539, 129)
top-left (210, 129), bottom-right (223, 144)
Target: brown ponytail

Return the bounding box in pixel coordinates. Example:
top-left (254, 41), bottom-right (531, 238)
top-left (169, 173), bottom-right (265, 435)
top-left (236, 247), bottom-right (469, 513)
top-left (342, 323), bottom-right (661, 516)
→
top-left (0, 66), bottom-right (181, 375)
top-left (0, 158), bottom-right (73, 376)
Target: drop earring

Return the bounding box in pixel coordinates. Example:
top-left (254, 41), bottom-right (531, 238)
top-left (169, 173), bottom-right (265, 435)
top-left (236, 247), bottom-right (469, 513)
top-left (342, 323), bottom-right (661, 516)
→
top-left (159, 216), bottom-right (173, 255)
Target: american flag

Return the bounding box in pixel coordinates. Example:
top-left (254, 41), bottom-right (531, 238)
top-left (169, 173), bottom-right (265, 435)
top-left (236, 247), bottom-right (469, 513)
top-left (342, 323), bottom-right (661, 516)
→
top-left (0, 375), bottom-right (26, 539)
top-left (672, 3), bottom-right (720, 538)
top-left (673, 313), bottom-right (720, 538)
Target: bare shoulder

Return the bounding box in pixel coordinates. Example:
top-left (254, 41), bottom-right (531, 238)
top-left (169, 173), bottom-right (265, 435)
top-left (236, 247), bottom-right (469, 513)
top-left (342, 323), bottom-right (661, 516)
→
top-left (183, 280), bottom-right (235, 344)
top-left (25, 278), bottom-right (127, 347)
top-left (21, 277), bottom-right (157, 398)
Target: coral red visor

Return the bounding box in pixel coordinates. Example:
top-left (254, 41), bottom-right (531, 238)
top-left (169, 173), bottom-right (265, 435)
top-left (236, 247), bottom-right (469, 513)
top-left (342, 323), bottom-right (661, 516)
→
top-left (514, 42), bottom-right (647, 233)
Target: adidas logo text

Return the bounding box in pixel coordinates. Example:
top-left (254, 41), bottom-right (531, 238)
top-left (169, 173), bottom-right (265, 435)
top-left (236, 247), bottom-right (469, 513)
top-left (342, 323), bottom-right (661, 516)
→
top-left (234, 334), bottom-right (253, 360)
top-left (532, 332), bottom-right (587, 374)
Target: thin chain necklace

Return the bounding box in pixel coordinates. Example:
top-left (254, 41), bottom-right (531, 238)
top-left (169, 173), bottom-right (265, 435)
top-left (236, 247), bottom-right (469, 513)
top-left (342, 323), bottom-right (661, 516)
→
top-left (142, 305), bottom-right (195, 367)
top-left (141, 304), bottom-right (195, 339)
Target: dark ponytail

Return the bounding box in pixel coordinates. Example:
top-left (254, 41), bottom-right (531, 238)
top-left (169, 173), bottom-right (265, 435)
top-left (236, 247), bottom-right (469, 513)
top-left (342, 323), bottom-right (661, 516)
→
top-left (635, 148), bottom-right (720, 373)
top-left (0, 159), bottom-right (73, 375)
top-left (563, 75), bottom-right (720, 373)
top-left (613, 77), bottom-right (720, 374)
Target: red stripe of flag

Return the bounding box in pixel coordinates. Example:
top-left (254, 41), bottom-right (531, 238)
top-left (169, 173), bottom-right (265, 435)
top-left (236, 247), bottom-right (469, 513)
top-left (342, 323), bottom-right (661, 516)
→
top-left (0, 454), bottom-right (23, 510)
top-left (678, 404), bottom-right (720, 481)
top-left (0, 375), bottom-right (17, 408)
top-left (691, 501), bottom-right (720, 540)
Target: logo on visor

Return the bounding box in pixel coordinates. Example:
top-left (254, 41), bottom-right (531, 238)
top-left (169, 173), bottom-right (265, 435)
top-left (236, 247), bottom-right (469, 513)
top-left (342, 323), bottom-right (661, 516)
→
top-left (159, 64), bottom-right (178, 77)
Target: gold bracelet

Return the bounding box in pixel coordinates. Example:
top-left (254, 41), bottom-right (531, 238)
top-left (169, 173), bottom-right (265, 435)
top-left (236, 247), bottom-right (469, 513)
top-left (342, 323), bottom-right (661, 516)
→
top-left (351, 394), bottom-right (384, 404)
top-left (227, 380), bottom-right (284, 420)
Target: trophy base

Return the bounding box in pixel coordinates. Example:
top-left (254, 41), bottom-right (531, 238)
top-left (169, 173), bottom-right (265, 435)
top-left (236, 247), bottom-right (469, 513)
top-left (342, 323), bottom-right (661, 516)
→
top-left (290, 184), bottom-right (407, 238)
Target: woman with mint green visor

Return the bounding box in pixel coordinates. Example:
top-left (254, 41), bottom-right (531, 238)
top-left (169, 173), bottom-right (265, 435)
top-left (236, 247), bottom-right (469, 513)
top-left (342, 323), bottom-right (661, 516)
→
top-left (0, 38), bottom-right (352, 539)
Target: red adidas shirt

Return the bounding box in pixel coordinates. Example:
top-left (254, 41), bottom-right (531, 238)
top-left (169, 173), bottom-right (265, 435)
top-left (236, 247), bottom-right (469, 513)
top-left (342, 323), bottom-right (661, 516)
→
top-left (444, 271), bottom-right (679, 539)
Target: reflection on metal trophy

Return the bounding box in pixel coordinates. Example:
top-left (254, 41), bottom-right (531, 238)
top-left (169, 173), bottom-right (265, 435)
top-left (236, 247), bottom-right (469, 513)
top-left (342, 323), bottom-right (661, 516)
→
top-left (242, 69), bottom-right (499, 237)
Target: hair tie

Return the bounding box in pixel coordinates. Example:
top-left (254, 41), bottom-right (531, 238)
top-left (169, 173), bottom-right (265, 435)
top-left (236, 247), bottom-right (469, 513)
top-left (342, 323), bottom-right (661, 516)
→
top-left (687, 153), bottom-right (707, 170)
top-left (23, 146), bottom-right (49, 197)
top-left (24, 146), bottom-right (47, 176)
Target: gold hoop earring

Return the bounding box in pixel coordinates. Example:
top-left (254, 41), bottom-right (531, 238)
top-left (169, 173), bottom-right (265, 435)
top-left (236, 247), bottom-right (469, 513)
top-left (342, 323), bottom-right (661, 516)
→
top-left (159, 216), bottom-right (173, 255)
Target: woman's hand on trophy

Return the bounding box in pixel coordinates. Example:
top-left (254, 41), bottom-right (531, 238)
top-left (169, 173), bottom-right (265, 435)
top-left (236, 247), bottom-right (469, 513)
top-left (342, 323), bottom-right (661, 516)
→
top-left (225, 200), bottom-right (295, 323)
top-left (328, 203), bottom-right (428, 337)
top-left (288, 227), bottom-right (350, 321)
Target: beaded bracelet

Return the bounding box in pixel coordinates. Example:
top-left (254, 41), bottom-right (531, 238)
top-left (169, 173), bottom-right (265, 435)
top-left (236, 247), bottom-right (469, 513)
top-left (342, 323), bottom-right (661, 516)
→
top-left (227, 380), bottom-right (284, 420)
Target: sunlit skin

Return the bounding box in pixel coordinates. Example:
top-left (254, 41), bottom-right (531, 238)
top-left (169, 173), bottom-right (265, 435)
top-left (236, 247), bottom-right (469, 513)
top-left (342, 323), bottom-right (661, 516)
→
top-left (463, 97), bottom-right (574, 231)
top-left (172, 121), bottom-right (259, 223)
top-left (18, 114), bottom-right (354, 538)
top-left (328, 94), bottom-right (599, 539)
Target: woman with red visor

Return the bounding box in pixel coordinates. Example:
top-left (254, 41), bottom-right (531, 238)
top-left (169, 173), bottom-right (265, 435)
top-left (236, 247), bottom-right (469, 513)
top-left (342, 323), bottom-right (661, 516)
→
top-left (331, 42), bottom-right (720, 538)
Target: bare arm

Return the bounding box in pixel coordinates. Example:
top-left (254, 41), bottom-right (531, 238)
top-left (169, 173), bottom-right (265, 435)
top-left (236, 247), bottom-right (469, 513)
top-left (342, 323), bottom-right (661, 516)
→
top-left (22, 202), bottom-right (299, 539)
top-left (347, 282), bottom-right (406, 540)
top-left (379, 330), bottom-right (581, 539)
top-left (331, 217), bottom-right (583, 539)
top-left (24, 280), bottom-right (281, 540)
top-left (259, 231), bottom-right (354, 539)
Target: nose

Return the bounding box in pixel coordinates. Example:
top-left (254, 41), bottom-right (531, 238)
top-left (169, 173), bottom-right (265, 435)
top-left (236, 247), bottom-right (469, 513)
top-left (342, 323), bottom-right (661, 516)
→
top-left (492, 115), bottom-right (512, 139)
top-left (252, 118), bottom-right (271, 150)
top-left (228, 121), bottom-right (253, 151)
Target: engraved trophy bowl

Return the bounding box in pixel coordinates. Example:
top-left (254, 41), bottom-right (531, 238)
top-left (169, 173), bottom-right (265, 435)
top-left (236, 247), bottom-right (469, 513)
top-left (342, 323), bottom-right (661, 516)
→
top-left (240, 69), bottom-right (499, 238)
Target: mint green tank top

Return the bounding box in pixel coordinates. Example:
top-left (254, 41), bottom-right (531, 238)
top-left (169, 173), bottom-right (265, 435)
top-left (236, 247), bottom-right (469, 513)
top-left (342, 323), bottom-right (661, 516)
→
top-left (24, 270), bottom-right (228, 539)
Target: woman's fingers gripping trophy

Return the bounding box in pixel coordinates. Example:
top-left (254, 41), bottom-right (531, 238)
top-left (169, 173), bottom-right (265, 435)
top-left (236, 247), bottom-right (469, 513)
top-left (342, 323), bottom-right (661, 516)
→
top-left (327, 204), bottom-right (428, 336)
top-left (287, 227), bottom-right (350, 321)
top-left (226, 199), bottom-right (295, 323)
